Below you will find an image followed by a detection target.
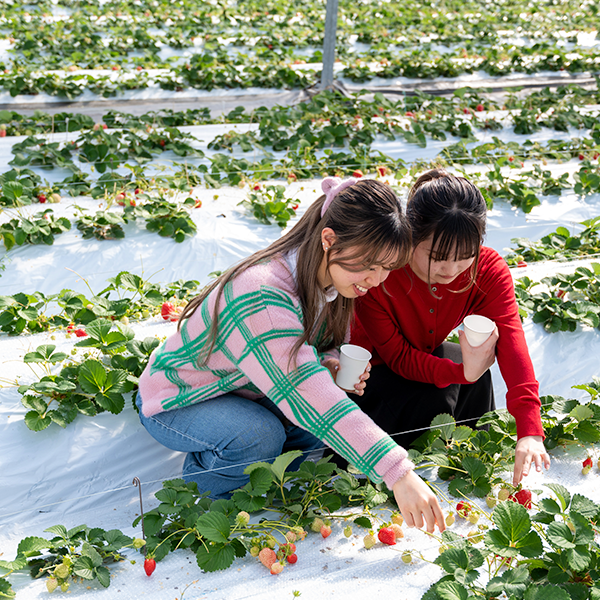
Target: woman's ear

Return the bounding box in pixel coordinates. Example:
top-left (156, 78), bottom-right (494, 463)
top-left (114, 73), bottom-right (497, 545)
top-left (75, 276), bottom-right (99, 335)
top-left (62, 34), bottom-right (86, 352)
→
top-left (321, 227), bottom-right (337, 250)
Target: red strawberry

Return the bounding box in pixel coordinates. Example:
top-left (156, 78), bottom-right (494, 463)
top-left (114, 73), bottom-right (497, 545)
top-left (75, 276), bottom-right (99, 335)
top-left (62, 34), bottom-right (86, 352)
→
top-left (161, 302), bottom-right (175, 320)
top-left (136, 65), bottom-right (143, 71)
top-left (456, 501), bottom-right (471, 518)
top-left (287, 173), bottom-right (297, 181)
top-left (38, 194), bottom-right (47, 203)
top-left (593, 153), bottom-right (599, 160)
top-left (517, 260), bottom-right (527, 267)
top-left (405, 111), bottom-right (415, 117)
top-left (66, 323), bottom-right (75, 333)
top-left (291, 203), bottom-right (299, 211)
top-left (0, 129), bottom-right (6, 138)
top-left (320, 525), bottom-right (332, 538)
top-left (377, 527), bottom-right (396, 546)
top-left (259, 548), bottom-right (277, 569)
top-left (352, 170), bottom-right (363, 178)
top-left (509, 489), bottom-right (532, 509)
top-left (376, 166), bottom-right (388, 177)
top-left (194, 200), bottom-right (202, 208)
top-left (583, 457), bottom-right (593, 468)
top-left (508, 156), bottom-right (514, 162)
top-left (134, 188), bottom-right (142, 194)
top-left (159, 139), bottom-right (166, 147)
top-left (253, 184), bottom-right (261, 191)
top-left (286, 553), bottom-right (298, 564)
top-left (579, 154), bottom-right (585, 160)
top-left (74, 328), bottom-right (87, 337)
top-left (144, 558), bottom-right (156, 576)
top-left (475, 104), bottom-right (484, 111)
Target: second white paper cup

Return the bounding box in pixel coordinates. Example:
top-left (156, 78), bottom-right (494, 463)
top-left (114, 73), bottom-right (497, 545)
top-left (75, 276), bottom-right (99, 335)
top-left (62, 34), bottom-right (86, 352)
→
top-left (336, 344), bottom-right (372, 391)
top-left (463, 315), bottom-right (495, 347)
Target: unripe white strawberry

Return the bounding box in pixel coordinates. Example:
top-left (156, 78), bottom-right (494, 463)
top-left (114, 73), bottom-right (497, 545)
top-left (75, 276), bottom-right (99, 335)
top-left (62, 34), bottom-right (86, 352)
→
top-left (390, 523), bottom-right (404, 539)
top-left (485, 494), bottom-right (497, 509)
top-left (498, 488), bottom-right (510, 501)
top-left (311, 518), bottom-right (325, 533)
top-left (363, 534), bottom-right (376, 549)
top-left (445, 513), bottom-right (455, 526)
top-left (285, 531), bottom-right (297, 543)
top-left (235, 511), bottom-right (250, 526)
top-left (344, 525), bottom-right (352, 538)
top-left (391, 513), bottom-right (404, 526)
top-left (401, 551), bottom-right (412, 564)
top-left (46, 578), bottom-right (58, 593)
top-left (468, 512), bottom-right (480, 525)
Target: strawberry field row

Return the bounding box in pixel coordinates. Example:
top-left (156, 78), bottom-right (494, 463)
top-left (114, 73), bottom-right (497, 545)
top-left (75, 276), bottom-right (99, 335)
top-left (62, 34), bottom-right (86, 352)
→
top-left (3, 381), bottom-right (600, 596)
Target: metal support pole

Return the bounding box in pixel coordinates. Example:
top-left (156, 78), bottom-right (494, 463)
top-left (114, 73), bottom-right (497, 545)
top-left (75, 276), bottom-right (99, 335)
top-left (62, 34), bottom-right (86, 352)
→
top-left (320, 0), bottom-right (339, 90)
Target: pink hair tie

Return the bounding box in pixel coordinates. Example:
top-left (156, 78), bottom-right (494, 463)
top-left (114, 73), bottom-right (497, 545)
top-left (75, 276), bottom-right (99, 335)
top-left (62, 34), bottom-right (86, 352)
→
top-left (320, 176), bottom-right (358, 218)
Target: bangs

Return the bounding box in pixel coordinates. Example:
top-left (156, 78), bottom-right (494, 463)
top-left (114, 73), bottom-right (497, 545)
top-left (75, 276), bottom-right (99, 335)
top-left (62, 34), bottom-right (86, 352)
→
top-left (429, 219), bottom-right (482, 262)
top-left (333, 240), bottom-right (409, 272)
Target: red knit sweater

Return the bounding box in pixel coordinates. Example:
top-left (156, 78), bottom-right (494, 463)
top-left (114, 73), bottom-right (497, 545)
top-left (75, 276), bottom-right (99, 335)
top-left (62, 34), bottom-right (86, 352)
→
top-left (351, 246), bottom-right (543, 439)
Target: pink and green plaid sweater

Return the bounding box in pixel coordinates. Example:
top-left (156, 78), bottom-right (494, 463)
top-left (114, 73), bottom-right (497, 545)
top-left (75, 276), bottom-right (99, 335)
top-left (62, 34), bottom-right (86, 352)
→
top-left (138, 255), bottom-right (414, 489)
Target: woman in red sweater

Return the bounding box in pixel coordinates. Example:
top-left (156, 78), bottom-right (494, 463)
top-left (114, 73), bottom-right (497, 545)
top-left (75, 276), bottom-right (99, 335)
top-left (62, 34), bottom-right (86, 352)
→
top-left (351, 169), bottom-right (550, 486)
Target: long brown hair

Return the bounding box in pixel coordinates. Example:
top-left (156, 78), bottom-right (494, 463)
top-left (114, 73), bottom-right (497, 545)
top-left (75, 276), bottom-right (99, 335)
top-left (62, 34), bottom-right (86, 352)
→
top-left (406, 168), bottom-right (487, 293)
top-left (179, 179), bottom-right (411, 366)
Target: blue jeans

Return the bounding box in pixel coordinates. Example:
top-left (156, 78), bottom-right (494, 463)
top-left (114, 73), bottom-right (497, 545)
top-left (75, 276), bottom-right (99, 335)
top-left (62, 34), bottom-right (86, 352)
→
top-left (136, 393), bottom-right (325, 499)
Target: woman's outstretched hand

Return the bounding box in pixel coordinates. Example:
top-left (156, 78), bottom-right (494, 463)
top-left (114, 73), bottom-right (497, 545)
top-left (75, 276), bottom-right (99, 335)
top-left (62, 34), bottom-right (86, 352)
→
top-left (513, 435), bottom-right (551, 485)
top-left (392, 470), bottom-right (446, 533)
top-left (458, 326), bottom-right (499, 383)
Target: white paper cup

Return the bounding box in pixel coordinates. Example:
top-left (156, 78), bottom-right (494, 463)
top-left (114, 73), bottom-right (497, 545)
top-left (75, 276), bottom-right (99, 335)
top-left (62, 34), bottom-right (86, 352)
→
top-left (463, 315), bottom-right (495, 347)
top-left (336, 344), bottom-right (372, 391)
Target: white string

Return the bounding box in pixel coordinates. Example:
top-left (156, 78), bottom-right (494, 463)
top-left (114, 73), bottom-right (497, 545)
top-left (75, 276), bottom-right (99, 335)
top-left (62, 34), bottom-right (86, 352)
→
top-left (0, 405), bottom-right (538, 520)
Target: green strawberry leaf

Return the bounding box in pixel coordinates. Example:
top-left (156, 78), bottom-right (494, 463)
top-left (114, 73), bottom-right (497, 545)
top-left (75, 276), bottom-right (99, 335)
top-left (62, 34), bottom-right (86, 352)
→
top-left (95, 565), bottom-right (111, 588)
top-left (24, 411), bottom-right (51, 431)
top-left (435, 580), bottom-right (468, 600)
top-left (430, 413), bottom-right (456, 442)
top-left (486, 565), bottom-right (530, 597)
top-left (269, 450), bottom-right (303, 480)
top-left (196, 542), bottom-right (235, 572)
top-left (195, 512), bottom-right (231, 543)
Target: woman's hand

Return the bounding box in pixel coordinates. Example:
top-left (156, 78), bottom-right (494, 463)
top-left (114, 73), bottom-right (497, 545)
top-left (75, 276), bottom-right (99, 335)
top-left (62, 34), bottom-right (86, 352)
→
top-left (513, 435), bottom-right (551, 485)
top-left (392, 470), bottom-right (446, 533)
top-left (322, 358), bottom-right (371, 395)
top-left (458, 326), bottom-right (499, 382)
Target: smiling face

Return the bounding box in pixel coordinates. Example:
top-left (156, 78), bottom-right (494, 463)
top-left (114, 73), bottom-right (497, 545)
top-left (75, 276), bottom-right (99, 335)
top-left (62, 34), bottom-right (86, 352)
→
top-left (410, 235), bottom-right (476, 285)
top-left (317, 228), bottom-right (400, 298)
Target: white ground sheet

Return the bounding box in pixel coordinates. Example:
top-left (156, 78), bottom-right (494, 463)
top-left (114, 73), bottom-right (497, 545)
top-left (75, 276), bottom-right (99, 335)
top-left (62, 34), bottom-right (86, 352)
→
top-left (1, 108), bottom-right (600, 600)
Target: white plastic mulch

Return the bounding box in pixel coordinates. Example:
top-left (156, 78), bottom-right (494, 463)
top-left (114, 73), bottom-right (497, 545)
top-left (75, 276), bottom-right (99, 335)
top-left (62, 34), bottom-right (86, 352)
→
top-left (1, 107), bottom-right (600, 600)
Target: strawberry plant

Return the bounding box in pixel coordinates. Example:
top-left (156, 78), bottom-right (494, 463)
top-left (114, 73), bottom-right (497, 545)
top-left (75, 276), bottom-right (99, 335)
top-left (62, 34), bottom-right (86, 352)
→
top-left (0, 524), bottom-right (141, 593)
top-left (16, 320), bottom-right (160, 431)
top-left (133, 451), bottom-right (392, 572)
top-left (0, 209), bottom-right (71, 250)
top-left (0, 168), bottom-right (42, 207)
top-left (124, 197), bottom-right (198, 242)
top-left (75, 209), bottom-right (126, 240)
top-left (506, 217), bottom-right (600, 265)
top-left (425, 484), bottom-right (600, 600)
top-left (238, 184), bottom-right (299, 228)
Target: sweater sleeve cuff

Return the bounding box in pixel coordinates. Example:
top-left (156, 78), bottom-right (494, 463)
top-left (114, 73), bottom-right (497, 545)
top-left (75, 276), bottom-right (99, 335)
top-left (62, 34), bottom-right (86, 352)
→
top-left (382, 456), bottom-right (415, 490)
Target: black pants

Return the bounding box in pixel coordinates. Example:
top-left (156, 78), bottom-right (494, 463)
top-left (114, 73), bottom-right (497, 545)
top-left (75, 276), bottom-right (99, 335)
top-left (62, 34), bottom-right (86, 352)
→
top-left (349, 342), bottom-right (495, 452)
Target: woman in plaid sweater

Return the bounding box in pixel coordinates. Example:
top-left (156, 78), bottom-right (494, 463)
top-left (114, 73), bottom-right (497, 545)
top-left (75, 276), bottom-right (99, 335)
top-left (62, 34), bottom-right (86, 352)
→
top-left (137, 177), bottom-right (445, 533)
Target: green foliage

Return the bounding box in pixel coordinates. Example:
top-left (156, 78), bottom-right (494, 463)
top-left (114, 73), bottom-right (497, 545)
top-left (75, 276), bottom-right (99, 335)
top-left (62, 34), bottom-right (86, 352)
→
top-left (0, 209), bottom-right (71, 250)
top-left (238, 184), bottom-right (299, 228)
top-left (0, 524), bottom-right (137, 593)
